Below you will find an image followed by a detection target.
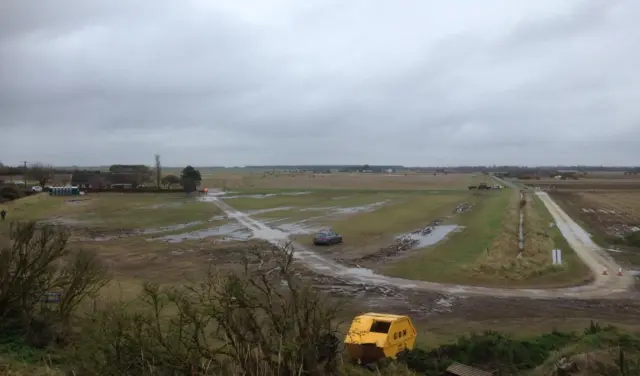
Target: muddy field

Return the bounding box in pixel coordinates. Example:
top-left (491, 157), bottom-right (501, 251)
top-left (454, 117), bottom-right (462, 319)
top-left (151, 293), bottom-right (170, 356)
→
top-left (524, 179), bottom-right (640, 191)
top-left (548, 188), bottom-right (640, 274)
top-left (549, 191), bottom-right (640, 240)
top-left (5, 187), bottom-right (640, 340)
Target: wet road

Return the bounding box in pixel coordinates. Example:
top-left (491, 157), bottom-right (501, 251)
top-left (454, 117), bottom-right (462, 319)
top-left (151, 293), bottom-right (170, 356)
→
top-left (200, 189), bottom-right (635, 299)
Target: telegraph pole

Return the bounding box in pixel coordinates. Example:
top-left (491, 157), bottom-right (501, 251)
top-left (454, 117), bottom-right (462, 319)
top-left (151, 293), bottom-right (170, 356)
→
top-left (22, 161), bottom-right (28, 187)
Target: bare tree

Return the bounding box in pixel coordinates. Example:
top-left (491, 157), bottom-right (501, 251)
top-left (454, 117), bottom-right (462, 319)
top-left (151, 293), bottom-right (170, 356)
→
top-left (27, 163), bottom-right (54, 187)
top-left (161, 174), bottom-right (181, 189)
top-left (154, 154), bottom-right (161, 189)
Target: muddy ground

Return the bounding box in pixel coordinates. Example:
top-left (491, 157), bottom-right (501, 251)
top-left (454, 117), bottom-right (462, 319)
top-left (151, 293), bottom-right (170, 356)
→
top-left (31, 191), bottom-right (640, 329)
top-left (143, 238), bottom-right (640, 324)
top-left (548, 190), bottom-right (640, 271)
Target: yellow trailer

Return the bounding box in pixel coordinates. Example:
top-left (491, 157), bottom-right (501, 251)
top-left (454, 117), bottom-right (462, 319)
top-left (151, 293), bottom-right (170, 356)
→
top-left (344, 313), bottom-right (417, 364)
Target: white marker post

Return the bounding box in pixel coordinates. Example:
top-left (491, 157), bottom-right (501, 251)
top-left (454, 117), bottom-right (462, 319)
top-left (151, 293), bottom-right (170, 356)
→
top-left (552, 249), bottom-right (557, 265)
top-left (551, 249), bottom-right (562, 265)
top-left (557, 249), bottom-right (562, 264)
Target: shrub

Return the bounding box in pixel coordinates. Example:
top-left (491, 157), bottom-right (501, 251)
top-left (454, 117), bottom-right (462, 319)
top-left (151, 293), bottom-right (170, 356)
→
top-left (0, 221), bottom-right (109, 348)
top-left (70, 244), bottom-right (343, 376)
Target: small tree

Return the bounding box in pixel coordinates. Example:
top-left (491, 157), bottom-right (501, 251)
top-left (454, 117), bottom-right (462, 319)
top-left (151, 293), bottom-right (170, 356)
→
top-left (161, 174), bottom-right (181, 189)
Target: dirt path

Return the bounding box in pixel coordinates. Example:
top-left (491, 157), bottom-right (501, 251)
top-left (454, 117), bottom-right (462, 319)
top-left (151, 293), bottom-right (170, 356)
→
top-left (200, 190), bottom-right (635, 299)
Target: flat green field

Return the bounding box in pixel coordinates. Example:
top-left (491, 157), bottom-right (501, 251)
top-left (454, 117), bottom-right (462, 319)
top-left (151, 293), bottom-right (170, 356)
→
top-left (383, 187), bottom-right (591, 287)
top-left (384, 189), bottom-right (510, 281)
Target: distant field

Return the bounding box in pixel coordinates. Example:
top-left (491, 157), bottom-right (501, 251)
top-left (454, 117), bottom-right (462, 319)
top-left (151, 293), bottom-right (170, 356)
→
top-left (201, 172), bottom-right (486, 191)
top-left (522, 174), bottom-right (640, 272)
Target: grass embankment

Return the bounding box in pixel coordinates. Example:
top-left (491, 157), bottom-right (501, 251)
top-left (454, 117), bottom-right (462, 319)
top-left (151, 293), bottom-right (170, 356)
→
top-left (385, 187), bottom-right (592, 287)
top-left (469, 190), bottom-right (591, 287)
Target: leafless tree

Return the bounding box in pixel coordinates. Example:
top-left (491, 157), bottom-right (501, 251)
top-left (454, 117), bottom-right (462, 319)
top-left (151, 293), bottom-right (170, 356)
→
top-left (27, 163), bottom-right (54, 187)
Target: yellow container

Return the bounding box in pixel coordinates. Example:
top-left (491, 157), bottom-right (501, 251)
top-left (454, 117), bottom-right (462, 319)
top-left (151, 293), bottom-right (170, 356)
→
top-left (344, 313), bottom-right (417, 363)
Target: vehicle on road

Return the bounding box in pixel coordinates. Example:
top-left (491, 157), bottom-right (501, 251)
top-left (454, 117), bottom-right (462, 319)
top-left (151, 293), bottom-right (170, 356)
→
top-left (313, 229), bottom-right (343, 245)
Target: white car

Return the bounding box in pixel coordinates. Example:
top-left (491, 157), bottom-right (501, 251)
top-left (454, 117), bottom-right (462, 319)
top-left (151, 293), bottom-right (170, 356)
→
top-left (31, 186), bottom-right (43, 192)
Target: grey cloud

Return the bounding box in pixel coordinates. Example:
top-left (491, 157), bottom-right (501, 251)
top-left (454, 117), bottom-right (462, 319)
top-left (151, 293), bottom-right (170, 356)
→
top-left (1, 0), bottom-right (639, 166)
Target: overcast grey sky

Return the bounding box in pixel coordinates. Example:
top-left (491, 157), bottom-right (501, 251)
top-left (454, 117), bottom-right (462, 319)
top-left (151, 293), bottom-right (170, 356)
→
top-left (1, 0), bottom-right (638, 167)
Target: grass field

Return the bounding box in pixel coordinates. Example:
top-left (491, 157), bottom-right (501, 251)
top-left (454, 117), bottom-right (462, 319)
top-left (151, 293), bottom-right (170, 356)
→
top-left (201, 171), bottom-right (484, 191)
top-left (1, 174), bottom-right (594, 290)
top-left (3, 173), bottom-right (640, 375)
top-left (383, 187), bottom-right (591, 287)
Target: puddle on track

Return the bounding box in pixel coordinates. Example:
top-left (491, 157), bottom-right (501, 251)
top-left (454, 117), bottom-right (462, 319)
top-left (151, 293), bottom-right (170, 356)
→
top-left (142, 221), bottom-right (205, 235)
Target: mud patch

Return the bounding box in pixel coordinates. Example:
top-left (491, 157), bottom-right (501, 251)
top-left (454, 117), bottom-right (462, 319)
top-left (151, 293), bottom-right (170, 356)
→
top-left (273, 222), bottom-right (321, 235)
top-left (221, 191), bottom-right (311, 200)
top-left (65, 199), bottom-right (91, 206)
top-left (247, 207), bottom-right (295, 215)
top-left (297, 267), bottom-right (459, 316)
top-left (150, 223), bottom-right (252, 243)
top-left (453, 202), bottom-right (473, 214)
top-left (41, 217), bottom-right (92, 226)
top-left (299, 206), bottom-right (337, 212)
top-left (329, 201), bottom-right (387, 216)
top-left (605, 224), bottom-right (640, 238)
top-left (147, 202), bottom-right (186, 209)
top-left (352, 222), bottom-right (460, 264)
top-left (143, 221), bottom-right (205, 235)
top-left (398, 223), bottom-right (459, 249)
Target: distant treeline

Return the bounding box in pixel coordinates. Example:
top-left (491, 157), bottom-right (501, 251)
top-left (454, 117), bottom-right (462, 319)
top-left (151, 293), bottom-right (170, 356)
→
top-left (2, 164), bottom-right (639, 176)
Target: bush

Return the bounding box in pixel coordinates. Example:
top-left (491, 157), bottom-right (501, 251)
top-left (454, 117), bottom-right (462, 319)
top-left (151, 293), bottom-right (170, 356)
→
top-left (70, 244), bottom-right (343, 376)
top-left (397, 330), bottom-right (577, 375)
top-left (0, 221), bottom-right (109, 349)
top-left (0, 185), bottom-right (21, 201)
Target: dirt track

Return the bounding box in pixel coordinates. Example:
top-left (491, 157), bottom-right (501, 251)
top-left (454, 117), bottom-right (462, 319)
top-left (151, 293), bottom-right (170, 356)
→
top-left (201, 189), bottom-right (636, 300)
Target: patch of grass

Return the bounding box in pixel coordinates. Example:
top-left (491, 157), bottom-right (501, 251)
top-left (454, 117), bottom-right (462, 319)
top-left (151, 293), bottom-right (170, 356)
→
top-left (204, 172), bottom-right (487, 191)
top-left (465, 190), bottom-right (591, 287)
top-left (3, 193), bottom-right (220, 229)
top-left (519, 194), bottom-right (593, 286)
top-left (301, 192), bottom-right (469, 257)
top-left (385, 190), bottom-right (509, 283)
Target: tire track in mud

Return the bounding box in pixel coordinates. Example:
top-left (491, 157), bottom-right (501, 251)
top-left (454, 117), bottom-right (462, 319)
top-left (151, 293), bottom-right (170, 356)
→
top-left (200, 191), bottom-right (635, 300)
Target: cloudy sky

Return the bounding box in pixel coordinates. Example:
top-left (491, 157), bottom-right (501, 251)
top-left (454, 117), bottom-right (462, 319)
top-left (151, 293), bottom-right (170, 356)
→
top-left (1, 0), bottom-right (638, 167)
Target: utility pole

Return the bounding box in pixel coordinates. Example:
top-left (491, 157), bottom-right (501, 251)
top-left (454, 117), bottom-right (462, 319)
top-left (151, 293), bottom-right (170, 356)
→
top-left (22, 161), bottom-right (28, 187)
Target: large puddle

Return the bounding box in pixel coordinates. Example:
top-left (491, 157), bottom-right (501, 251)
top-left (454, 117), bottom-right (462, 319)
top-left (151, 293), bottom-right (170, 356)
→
top-left (221, 191), bottom-right (311, 200)
top-left (150, 223), bottom-right (254, 243)
top-left (397, 224), bottom-right (460, 248)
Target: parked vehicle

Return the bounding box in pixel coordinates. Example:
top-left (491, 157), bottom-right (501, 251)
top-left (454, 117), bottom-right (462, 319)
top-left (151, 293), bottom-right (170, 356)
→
top-left (344, 313), bottom-right (417, 364)
top-left (313, 229), bottom-right (343, 245)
